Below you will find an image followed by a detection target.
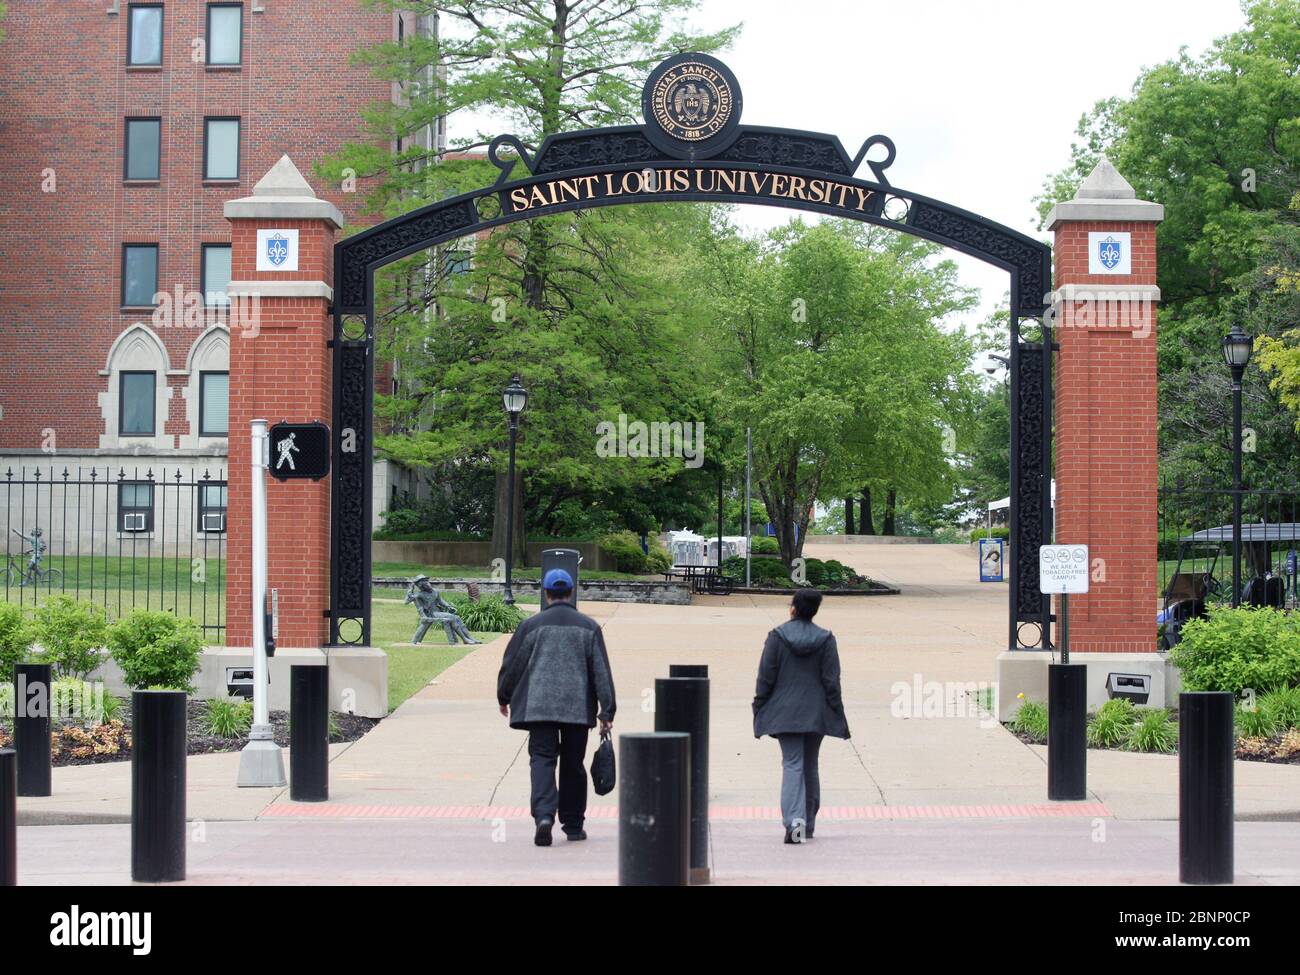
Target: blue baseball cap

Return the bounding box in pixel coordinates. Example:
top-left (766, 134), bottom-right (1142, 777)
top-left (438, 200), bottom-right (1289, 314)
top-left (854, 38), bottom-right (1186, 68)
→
top-left (542, 568), bottom-right (574, 592)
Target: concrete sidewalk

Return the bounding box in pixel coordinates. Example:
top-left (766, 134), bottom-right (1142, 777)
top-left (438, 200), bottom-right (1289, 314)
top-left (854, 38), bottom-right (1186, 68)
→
top-left (14, 542), bottom-right (1300, 883)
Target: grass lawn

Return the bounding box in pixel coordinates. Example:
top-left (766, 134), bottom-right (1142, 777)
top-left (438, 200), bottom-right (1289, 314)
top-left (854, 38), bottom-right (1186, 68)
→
top-left (369, 592), bottom-right (524, 713)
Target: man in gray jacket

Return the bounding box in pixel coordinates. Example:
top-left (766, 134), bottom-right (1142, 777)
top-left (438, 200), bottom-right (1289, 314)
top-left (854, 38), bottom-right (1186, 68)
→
top-left (497, 569), bottom-right (616, 846)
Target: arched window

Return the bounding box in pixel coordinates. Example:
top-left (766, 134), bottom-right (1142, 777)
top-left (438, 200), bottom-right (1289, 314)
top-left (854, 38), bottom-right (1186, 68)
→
top-left (98, 323), bottom-right (172, 449)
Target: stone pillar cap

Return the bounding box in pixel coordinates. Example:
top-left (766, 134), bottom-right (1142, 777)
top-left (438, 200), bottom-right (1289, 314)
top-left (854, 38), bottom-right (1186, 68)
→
top-left (1045, 155), bottom-right (1163, 228)
top-left (224, 154), bottom-right (345, 227)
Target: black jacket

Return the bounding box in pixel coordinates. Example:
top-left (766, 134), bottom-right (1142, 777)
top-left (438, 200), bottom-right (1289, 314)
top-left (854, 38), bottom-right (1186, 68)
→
top-left (497, 601), bottom-right (616, 729)
top-left (752, 618), bottom-right (850, 739)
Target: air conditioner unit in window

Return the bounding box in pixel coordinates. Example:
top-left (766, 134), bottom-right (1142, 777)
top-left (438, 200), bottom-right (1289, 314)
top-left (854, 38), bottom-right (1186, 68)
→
top-left (123, 512), bottom-right (146, 532)
top-left (202, 512), bottom-right (227, 533)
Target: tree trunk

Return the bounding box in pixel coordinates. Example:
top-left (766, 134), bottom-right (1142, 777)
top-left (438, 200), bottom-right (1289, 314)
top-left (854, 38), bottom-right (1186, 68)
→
top-left (859, 489), bottom-right (875, 535)
top-left (844, 497), bottom-right (855, 535)
top-left (883, 488), bottom-right (897, 536)
top-left (490, 468), bottom-right (527, 568)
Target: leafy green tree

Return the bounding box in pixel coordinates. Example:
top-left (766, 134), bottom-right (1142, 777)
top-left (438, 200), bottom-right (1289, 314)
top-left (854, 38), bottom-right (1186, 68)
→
top-left (321, 1), bottom-right (738, 562)
top-left (1035, 0), bottom-right (1300, 486)
top-left (695, 218), bottom-right (976, 565)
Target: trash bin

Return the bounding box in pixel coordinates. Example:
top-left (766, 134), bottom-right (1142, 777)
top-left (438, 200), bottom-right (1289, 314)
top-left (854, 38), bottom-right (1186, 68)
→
top-left (541, 547), bottom-right (581, 607)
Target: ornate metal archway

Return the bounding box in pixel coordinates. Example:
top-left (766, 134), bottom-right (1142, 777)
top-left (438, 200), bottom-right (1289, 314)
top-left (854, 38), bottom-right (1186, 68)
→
top-left (330, 53), bottom-right (1053, 650)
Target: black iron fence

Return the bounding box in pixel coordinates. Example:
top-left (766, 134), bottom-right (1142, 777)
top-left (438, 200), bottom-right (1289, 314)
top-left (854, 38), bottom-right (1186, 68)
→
top-left (0, 464), bottom-right (227, 640)
top-left (1158, 478), bottom-right (1300, 611)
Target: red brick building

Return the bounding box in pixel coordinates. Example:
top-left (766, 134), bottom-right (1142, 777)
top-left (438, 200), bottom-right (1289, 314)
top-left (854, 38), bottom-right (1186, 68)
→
top-left (0, 1), bottom-right (424, 547)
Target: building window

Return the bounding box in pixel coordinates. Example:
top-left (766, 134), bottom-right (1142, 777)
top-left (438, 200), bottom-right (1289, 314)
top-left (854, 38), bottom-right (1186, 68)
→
top-left (121, 244), bottom-right (159, 307)
top-left (206, 3), bottom-right (243, 65)
top-left (119, 482), bottom-right (155, 533)
top-left (127, 4), bottom-right (163, 66)
top-left (198, 483), bottom-right (228, 533)
top-left (444, 250), bottom-right (471, 277)
top-left (201, 245), bottom-right (231, 307)
top-left (119, 371), bottom-right (156, 436)
top-left (203, 118), bottom-right (240, 180)
top-left (124, 118), bottom-right (161, 180)
top-left (199, 371), bottom-right (229, 437)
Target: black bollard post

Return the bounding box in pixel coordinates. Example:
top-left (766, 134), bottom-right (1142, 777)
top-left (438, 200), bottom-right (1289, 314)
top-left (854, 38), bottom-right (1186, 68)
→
top-left (290, 665), bottom-right (329, 802)
top-left (1180, 691), bottom-right (1234, 885)
top-left (1, 748), bottom-right (15, 886)
top-left (654, 677), bottom-right (710, 884)
top-left (1047, 663), bottom-right (1087, 800)
top-left (619, 732), bottom-right (690, 886)
top-left (669, 664), bottom-right (708, 679)
top-left (131, 690), bottom-right (187, 883)
top-left (14, 663), bottom-right (52, 797)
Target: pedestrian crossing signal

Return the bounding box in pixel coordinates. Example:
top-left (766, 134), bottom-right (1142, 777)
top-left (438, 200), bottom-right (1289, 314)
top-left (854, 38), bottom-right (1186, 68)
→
top-left (268, 422), bottom-right (330, 481)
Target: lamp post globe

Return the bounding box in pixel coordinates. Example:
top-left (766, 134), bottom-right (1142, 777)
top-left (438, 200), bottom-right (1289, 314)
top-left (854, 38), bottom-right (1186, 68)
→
top-left (1223, 326), bottom-right (1253, 608)
top-left (503, 374), bottom-right (527, 606)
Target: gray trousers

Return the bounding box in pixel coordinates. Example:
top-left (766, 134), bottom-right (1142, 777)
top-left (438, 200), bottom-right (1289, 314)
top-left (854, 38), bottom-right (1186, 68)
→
top-left (776, 733), bottom-right (823, 832)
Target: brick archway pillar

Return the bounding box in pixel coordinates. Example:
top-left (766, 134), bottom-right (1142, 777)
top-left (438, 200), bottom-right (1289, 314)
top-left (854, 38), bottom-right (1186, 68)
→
top-left (223, 155), bottom-right (340, 653)
top-left (998, 158), bottom-right (1165, 718)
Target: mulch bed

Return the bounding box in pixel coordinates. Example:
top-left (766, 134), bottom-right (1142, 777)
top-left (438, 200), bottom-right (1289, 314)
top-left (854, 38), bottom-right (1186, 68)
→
top-left (0, 699), bottom-right (378, 767)
top-left (1007, 721), bottom-right (1300, 765)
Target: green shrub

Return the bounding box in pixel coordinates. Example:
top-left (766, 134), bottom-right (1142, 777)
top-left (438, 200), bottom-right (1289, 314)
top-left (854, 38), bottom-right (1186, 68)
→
top-left (1170, 607), bottom-right (1300, 695)
top-left (751, 536), bottom-right (779, 555)
top-left (108, 610), bottom-right (204, 692)
top-left (206, 696), bottom-right (252, 739)
top-left (644, 540), bottom-right (672, 574)
top-left (1011, 700), bottom-right (1048, 742)
top-left (1088, 698), bottom-right (1138, 747)
top-left (32, 596), bottom-right (109, 680)
top-left (597, 530), bottom-right (650, 573)
top-left (98, 692), bottom-right (123, 724)
top-left (1124, 708), bottom-right (1178, 753)
top-left (1258, 686), bottom-right (1300, 731)
top-left (0, 602), bottom-right (33, 682)
top-left (970, 526), bottom-right (1010, 541)
top-left (722, 555), bottom-right (792, 587)
top-left (445, 594), bottom-right (523, 633)
top-left (1235, 703), bottom-right (1279, 738)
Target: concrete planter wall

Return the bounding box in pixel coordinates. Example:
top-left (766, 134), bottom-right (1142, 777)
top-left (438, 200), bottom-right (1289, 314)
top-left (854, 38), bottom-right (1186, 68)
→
top-left (372, 539), bottom-right (615, 571)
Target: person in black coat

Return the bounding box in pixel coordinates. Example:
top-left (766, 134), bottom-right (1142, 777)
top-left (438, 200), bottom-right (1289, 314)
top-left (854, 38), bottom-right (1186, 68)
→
top-left (497, 569), bottom-right (616, 847)
top-left (753, 588), bottom-right (849, 843)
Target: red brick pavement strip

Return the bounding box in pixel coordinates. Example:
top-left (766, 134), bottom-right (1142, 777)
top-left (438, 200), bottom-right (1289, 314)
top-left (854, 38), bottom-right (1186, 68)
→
top-left (261, 802), bottom-right (1112, 821)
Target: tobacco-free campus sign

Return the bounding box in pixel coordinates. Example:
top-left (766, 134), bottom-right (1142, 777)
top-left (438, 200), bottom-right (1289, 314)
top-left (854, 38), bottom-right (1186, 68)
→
top-left (268, 422), bottom-right (330, 481)
top-left (1038, 544), bottom-right (1089, 594)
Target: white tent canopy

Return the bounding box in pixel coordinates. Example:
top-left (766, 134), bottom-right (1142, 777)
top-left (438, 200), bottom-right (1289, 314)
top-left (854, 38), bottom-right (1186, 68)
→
top-left (988, 479), bottom-right (1056, 514)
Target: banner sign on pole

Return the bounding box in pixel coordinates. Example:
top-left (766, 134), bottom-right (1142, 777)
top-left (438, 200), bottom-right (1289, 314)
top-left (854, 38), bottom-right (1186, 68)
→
top-left (978, 537), bottom-right (1004, 583)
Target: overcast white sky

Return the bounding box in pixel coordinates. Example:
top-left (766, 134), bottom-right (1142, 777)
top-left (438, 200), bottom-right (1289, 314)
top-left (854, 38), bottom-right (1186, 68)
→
top-left (687, 0), bottom-right (1247, 328)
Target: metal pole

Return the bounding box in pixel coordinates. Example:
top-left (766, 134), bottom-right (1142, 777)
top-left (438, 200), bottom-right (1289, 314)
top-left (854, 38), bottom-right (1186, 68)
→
top-left (504, 417), bottom-right (518, 606)
top-left (131, 689), bottom-right (186, 883)
top-left (14, 663), bottom-right (51, 797)
top-left (290, 665), bottom-right (329, 802)
top-left (237, 419), bottom-right (285, 787)
top-left (1232, 374), bottom-right (1243, 608)
top-left (1, 748), bottom-right (15, 886)
top-left (654, 677), bottom-right (710, 884)
top-left (717, 467), bottom-right (724, 570)
top-left (619, 732), bottom-right (690, 886)
top-left (745, 428), bottom-right (752, 589)
top-left (1180, 691), bottom-right (1234, 884)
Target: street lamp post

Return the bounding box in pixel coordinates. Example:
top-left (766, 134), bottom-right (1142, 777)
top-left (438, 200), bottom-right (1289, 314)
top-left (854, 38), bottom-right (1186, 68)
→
top-left (1222, 325), bottom-right (1254, 608)
top-left (502, 374), bottom-right (528, 606)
